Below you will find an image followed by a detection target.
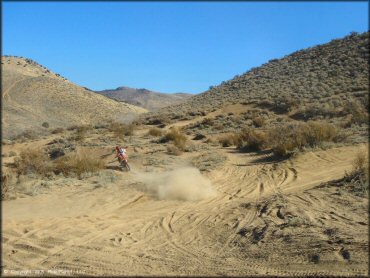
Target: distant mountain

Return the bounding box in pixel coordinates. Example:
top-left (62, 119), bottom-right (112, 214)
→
top-left (96, 86), bottom-right (192, 111)
top-left (1, 56), bottom-right (147, 139)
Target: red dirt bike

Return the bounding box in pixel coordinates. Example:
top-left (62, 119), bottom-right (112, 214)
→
top-left (118, 155), bottom-right (130, 171)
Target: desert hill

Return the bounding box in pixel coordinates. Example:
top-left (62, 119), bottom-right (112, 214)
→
top-left (144, 32), bottom-right (368, 128)
top-left (96, 86), bottom-right (191, 111)
top-left (1, 56), bottom-right (147, 139)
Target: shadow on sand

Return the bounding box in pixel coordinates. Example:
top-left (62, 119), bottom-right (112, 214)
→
top-left (106, 165), bottom-right (123, 171)
top-left (224, 148), bottom-right (287, 166)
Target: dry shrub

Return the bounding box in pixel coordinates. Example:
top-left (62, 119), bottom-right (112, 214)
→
top-left (342, 151), bottom-right (369, 196)
top-left (51, 127), bottom-right (65, 134)
top-left (109, 122), bottom-right (135, 139)
top-left (204, 137), bottom-right (218, 146)
top-left (54, 149), bottom-right (104, 179)
top-left (201, 118), bottom-right (214, 126)
top-left (218, 133), bottom-right (242, 147)
top-left (252, 116), bottom-right (266, 127)
top-left (161, 129), bottom-right (187, 150)
top-left (304, 121), bottom-right (338, 145)
top-left (235, 121), bottom-right (339, 157)
top-left (14, 148), bottom-right (52, 176)
top-left (193, 133), bottom-right (206, 140)
top-left (147, 115), bottom-right (171, 126)
top-left (148, 128), bottom-right (163, 137)
top-left (1, 169), bottom-right (12, 200)
top-left (238, 129), bottom-right (268, 152)
top-left (268, 121), bottom-right (338, 157)
top-left (352, 151), bottom-right (368, 175)
top-left (344, 100), bottom-right (368, 125)
top-left (14, 130), bottom-right (38, 141)
top-left (167, 145), bottom-right (182, 156)
top-left (74, 125), bottom-right (93, 141)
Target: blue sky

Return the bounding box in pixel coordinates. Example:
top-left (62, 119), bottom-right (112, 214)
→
top-left (3, 1), bottom-right (369, 93)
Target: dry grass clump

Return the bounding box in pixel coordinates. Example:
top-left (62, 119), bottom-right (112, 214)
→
top-left (341, 151), bottom-right (369, 196)
top-left (13, 147), bottom-right (105, 180)
top-left (73, 125), bottom-right (93, 141)
top-left (148, 128), bottom-right (163, 137)
top-left (268, 121), bottom-right (338, 157)
top-left (343, 100), bottom-right (368, 126)
top-left (352, 151), bottom-right (368, 173)
top-left (160, 129), bottom-right (187, 150)
top-left (1, 169), bottom-right (13, 200)
top-left (109, 122), bottom-right (135, 139)
top-left (252, 116), bottom-right (266, 127)
top-left (51, 127), bottom-right (65, 134)
top-left (13, 130), bottom-right (39, 141)
top-left (146, 115), bottom-right (171, 126)
top-left (303, 121), bottom-right (338, 145)
top-left (234, 121), bottom-right (338, 157)
top-left (201, 118), bottom-right (214, 127)
top-left (14, 149), bottom-right (52, 177)
top-left (54, 149), bottom-right (104, 179)
top-left (166, 145), bottom-right (182, 156)
top-left (218, 133), bottom-right (242, 147)
top-left (238, 129), bottom-right (268, 152)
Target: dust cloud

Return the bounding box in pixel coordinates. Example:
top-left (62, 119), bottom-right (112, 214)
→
top-left (134, 167), bottom-right (217, 201)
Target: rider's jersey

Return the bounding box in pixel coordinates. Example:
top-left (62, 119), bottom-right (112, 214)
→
top-left (116, 147), bottom-right (127, 160)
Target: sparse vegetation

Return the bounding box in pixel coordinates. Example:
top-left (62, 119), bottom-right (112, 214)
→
top-left (166, 145), bottom-right (182, 156)
top-left (148, 128), bottom-right (163, 137)
top-left (217, 121), bottom-right (340, 157)
top-left (51, 127), bottom-right (65, 134)
top-left (14, 149), bottom-right (52, 177)
top-left (341, 151), bottom-right (369, 196)
top-left (1, 169), bottom-right (13, 200)
top-left (192, 151), bottom-right (227, 171)
top-left (238, 129), bottom-right (268, 152)
top-left (108, 122), bottom-right (135, 139)
top-left (218, 133), bottom-right (242, 147)
top-left (42, 122), bottom-right (49, 128)
top-left (143, 32), bottom-right (368, 147)
top-left (159, 129), bottom-right (187, 150)
top-left (54, 149), bottom-right (105, 179)
top-left (268, 121), bottom-right (338, 157)
top-left (252, 116), bottom-right (265, 127)
top-left (74, 125), bottom-right (92, 141)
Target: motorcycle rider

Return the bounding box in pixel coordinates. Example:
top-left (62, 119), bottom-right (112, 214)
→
top-left (115, 145), bottom-right (128, 163)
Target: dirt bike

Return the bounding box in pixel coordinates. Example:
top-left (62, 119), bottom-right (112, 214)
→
top-left (119, 156), bottom-right (130, 171)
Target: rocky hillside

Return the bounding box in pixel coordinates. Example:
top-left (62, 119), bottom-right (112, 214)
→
top-left (145, 32), bottom-right (368, 124)
top-left (2, 56), bottom-right (147, 139)
top-left (96, 86), bottom-right (191, 111)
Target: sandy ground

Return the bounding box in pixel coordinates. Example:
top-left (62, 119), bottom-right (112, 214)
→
top-left (1, 129), bottom-right (368, 276)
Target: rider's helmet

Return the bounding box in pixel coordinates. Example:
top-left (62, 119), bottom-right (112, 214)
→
top-left (115, 146), bottom-right (120, 151)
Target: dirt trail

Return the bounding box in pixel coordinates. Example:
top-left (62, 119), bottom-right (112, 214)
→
top-left (2, 77), bottom-right (28, 102)
top-left (2, 142), bottom-right (368, 276)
